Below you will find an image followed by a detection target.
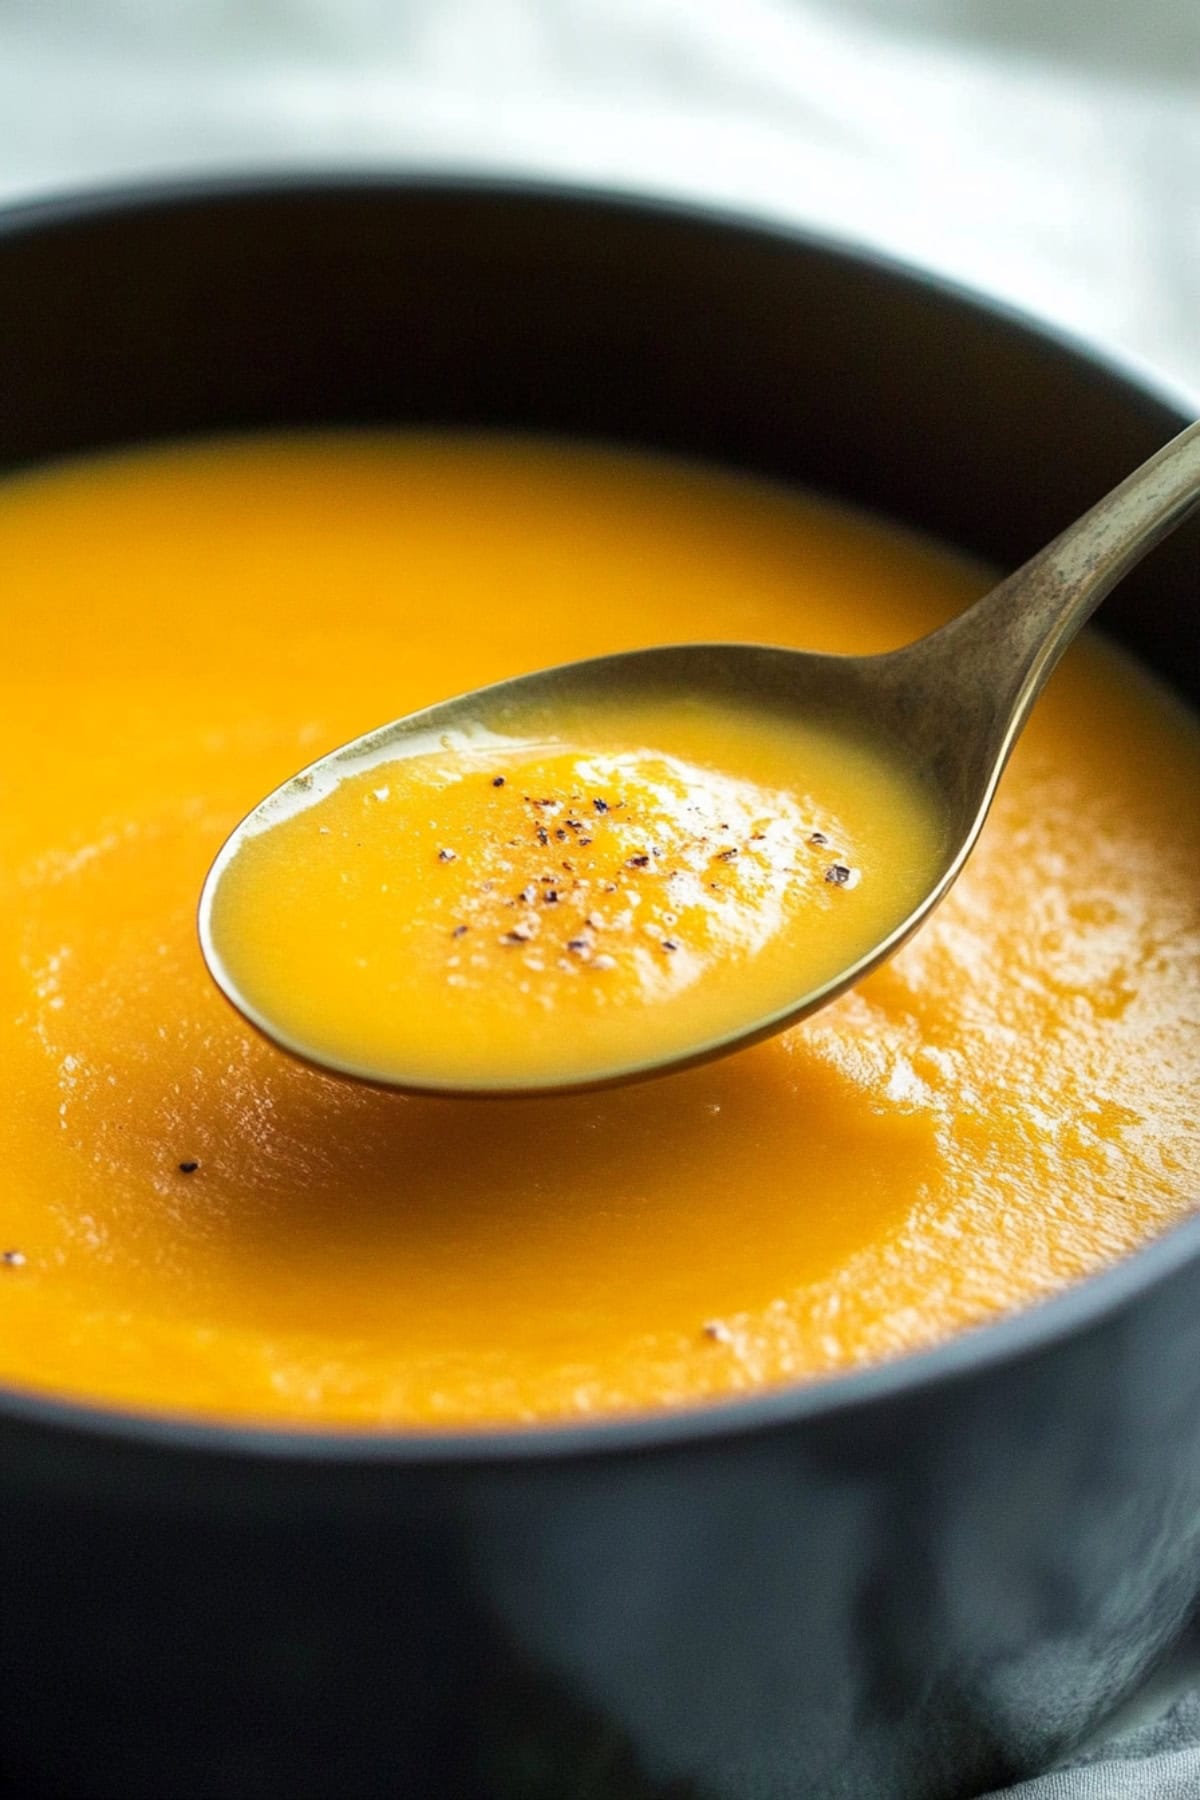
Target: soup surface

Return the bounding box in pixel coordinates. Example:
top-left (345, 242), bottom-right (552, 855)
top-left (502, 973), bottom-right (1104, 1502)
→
top-left (207, 690), bottom-right (946, 1091)
top-left (0, 432), bottom-right (1197, 1428)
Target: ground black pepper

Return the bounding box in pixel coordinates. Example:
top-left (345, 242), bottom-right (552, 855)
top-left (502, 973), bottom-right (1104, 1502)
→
top-left (178, 1161), bottom-right (199, 1175)
top-left (825, 862), bottom-right (857, 887)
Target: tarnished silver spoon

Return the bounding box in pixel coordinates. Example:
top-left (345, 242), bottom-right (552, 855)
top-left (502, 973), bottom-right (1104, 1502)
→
top-left (200, 419), bottom-right (1200, 1095)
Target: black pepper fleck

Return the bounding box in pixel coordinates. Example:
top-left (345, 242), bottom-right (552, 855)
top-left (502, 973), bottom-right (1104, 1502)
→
top-left (809, 831), bottom-right (829, 847)
top-left (178, 1161), bottom-right (199, 1175)
top-left (452, 924), bottom-right (468, 938)
top-left (437, 847), bottom-right (457, 863)
top-left (500, 928), bottom-right (533, 946)
top-left (627, 854), bottom-right (650, 868)
top-left (592, 797), bottom-right (609, 813)
top-left (661, 938), bottom-right (679, 952)
top-left (2, 1249), bottom-right (26, 1268)
top-left (492, 776), bottom-right (506, 787)
top-left (825, 862), bottom-right (856, 887)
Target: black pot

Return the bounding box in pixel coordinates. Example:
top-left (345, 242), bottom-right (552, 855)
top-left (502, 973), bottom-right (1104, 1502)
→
top-left (0, 178), bottom-right (1197, 1800)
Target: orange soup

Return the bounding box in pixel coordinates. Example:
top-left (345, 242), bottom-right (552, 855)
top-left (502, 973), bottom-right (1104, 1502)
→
top-left (0, 432), bottom-right (1197, 1428)
top-left (206, 691), bottom-right (946, 1091)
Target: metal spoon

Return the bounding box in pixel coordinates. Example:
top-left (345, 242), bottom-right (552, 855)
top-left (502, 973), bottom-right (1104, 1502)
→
top-left (200, 419), bottom-right (1200, 1095)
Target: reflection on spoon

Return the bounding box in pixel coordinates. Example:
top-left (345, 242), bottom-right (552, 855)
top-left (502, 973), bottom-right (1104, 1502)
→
top-left (200, 420), bottom-right (1200, 1097)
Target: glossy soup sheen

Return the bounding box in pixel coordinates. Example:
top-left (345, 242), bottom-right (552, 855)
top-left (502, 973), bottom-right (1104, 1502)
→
top-left (0, 433), bottom-right (1197, 1429)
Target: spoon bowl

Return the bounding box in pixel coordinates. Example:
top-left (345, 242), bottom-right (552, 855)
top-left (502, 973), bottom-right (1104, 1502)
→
top-left (200, 418), bottom-right (1200, 1095)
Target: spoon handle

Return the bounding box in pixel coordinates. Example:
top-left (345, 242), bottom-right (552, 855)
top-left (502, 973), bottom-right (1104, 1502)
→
top-left (923, 417), bottom-right (1200, 726)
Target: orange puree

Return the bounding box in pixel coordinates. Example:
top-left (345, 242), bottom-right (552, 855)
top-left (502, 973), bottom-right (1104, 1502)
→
top-left (0, 431), bottom-right (1197, 1429)
top-left (207, 695), bottom-right (945, 1090)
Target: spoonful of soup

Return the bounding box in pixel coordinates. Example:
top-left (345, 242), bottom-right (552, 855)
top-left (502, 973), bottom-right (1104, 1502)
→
top-left (200, 420), bottom-right (1200, 1096)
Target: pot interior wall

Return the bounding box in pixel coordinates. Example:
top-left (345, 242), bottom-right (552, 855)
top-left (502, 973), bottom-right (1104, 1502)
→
top-left (0, 182), bottom-right (1196, 703)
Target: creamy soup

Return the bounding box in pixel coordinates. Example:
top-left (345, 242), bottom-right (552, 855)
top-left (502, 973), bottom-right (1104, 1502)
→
top-left (207, 691), bottom-right (946, 1090)
top-left (0, 432), bottom-right (1197, 1427)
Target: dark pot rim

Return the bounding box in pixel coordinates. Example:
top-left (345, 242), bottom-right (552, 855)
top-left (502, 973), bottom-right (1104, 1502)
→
top-left (1, 168), bottom-right (1197, 1470)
